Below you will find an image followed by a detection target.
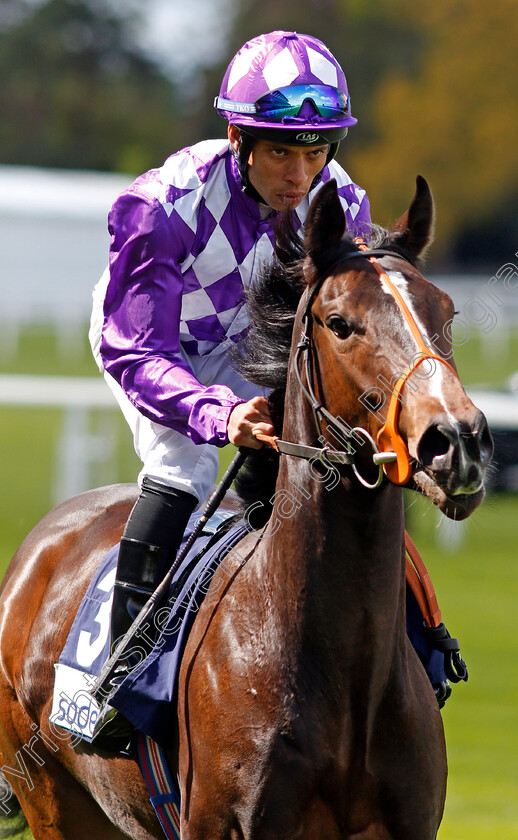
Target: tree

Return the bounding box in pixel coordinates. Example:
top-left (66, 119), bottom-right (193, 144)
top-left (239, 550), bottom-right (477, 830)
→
top-left (349, 0), bottom-right (518, 263)
top-left (0, 0), bottom-right (187, 173)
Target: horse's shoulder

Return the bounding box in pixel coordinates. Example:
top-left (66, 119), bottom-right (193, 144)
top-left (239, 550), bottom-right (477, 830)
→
top-left (179, 528), bottom-right (267, 676)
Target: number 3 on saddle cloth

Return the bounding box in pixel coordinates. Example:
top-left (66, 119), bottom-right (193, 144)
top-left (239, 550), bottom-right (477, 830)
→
top-left (50, 513), bottom-right (467, 753)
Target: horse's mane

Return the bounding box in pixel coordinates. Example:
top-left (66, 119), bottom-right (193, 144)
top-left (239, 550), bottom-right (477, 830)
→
top-left (231, 212), bottom-right (409, 526)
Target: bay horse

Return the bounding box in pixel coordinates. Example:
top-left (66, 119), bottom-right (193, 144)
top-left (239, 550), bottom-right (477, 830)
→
top-left (0, 177), bottom-right (492, 839)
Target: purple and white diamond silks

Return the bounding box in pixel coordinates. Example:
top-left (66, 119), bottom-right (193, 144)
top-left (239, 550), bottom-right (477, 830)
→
top-left (91, 139), bottom-right (370, 447)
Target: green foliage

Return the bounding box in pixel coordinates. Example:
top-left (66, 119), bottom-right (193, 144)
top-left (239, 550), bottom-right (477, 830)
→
top-left (349, 0), bottom-right (518, 262)
top-left (1, 0), bottom-right (516, 264)
top-left (0, 0), bottom-right (189, 172)
top-left (196, 0), bottom-right (425, 147)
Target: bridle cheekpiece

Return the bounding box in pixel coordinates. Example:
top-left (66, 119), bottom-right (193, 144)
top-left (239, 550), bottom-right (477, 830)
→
top-left (256, 239), bottom-right (459, 489)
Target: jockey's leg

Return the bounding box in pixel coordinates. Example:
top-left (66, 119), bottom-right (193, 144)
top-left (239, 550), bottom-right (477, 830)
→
top-left (92, 480), bottom-right (198, 745)
top-left (91, 372), bottom-right (221, 744)
top-left (110, 478), bottom-right (197, 655)
top-left (98, 373), bottom-right (221, 656)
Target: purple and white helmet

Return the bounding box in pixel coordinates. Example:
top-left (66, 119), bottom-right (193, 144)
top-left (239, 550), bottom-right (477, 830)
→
top-left (214, 31), bottom-right (357, 146)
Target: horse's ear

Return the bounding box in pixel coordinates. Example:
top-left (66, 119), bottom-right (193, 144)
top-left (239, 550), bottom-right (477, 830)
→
top-left (389, 175), bottom-right (435, 262)
top-left (304, 179), bottom-right (345, 262)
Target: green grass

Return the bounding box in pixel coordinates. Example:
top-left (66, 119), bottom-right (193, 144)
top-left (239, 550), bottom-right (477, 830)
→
top-left (0, 812), bottom-right (32, 839)
top-left (1, 324), bottom-right (517, 838)
top-left (406, 494), bottom-right (518, 838)
top-left (0, 327), bottom-right (99, 379)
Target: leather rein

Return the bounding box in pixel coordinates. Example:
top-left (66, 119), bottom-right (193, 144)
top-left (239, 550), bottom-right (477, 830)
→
top-left (256, 240), bottom-right (458, 489)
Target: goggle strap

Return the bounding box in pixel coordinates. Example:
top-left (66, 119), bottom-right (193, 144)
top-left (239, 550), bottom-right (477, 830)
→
top-left (214, 96), bottom-right (257, 115)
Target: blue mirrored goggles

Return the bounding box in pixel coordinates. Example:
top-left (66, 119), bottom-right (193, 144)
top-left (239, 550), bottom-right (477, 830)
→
top-left (215, 84), bottom-right (351, 122)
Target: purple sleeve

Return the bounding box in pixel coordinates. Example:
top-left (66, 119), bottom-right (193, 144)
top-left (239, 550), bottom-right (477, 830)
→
top-left (100, 191), bottom-right (243, 446)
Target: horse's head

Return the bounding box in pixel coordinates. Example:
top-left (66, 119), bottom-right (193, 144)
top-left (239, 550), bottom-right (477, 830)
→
top-left (299, 177), bottom-right (493, 519)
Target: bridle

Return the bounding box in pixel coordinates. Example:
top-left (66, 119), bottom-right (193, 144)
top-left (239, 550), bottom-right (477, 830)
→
top-left (256, 241), bottom-right (458, 489)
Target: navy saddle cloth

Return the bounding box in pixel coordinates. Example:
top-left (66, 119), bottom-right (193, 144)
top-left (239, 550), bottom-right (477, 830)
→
top-left (59, 510), bottom-right (248, 746)
top-left (59, 512), bottom-right (447, 748)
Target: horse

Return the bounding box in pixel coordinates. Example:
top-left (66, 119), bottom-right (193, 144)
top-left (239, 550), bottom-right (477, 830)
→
top-left (0, 176), bottom-right (493, 839)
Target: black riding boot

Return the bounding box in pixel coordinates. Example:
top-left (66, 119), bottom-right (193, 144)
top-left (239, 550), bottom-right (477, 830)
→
top-left (109, 537), bottom-right (168, 662)
top-left (109, 478), bottom-right (198, 664)
top-left (92, 479), bottom-right (197, 746)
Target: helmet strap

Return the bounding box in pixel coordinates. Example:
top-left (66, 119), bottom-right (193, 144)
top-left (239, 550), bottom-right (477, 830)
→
top-left (231, 128), bottom-right (268, 203)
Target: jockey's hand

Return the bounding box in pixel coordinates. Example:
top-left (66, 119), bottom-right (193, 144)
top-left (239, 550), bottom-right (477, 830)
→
top-left (227, 396), bottom-right (275, 449)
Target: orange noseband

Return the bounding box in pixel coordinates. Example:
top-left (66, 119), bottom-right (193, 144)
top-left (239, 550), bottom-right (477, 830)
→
top-left (355, 239), bottom-right (457, 484)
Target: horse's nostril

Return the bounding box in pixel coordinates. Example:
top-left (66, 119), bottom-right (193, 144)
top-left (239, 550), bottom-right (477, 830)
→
top-left (478, 421), bottom-right (494, 466)
top-left (417, 425), bottom-right (452, 467)
top-left (466, 464), bottom-right (480, 486)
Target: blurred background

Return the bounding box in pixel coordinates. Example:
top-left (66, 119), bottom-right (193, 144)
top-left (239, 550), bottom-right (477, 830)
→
top-left (0, 1), bottom-right (516, 837)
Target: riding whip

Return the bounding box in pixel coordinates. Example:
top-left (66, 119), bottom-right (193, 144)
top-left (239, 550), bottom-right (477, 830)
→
top-left (91, 446), bottom-right (249, 703)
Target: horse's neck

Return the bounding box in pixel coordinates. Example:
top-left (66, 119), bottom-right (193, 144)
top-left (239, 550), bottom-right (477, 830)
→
top-left (272, 452), bottom-right (405, 595)
top-left (260, 453), bottom-right (407, 699)
top-left (259, 392), bottom-right (407, 675)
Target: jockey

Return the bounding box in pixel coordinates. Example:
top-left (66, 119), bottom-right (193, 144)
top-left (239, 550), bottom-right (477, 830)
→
top-left (89, 31), bottom-right (370, 685)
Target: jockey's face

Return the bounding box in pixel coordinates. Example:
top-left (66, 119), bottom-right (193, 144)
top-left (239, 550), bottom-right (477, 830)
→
top-left (228, 126), bottom-right (328, 211)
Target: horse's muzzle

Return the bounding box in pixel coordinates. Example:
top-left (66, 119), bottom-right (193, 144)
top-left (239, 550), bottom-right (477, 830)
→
top-left (416, 410), bottom-right (493, 496)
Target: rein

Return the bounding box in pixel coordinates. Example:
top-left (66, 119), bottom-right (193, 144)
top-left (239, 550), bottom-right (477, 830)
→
top-left (257, 241), bottom-right (459, 489)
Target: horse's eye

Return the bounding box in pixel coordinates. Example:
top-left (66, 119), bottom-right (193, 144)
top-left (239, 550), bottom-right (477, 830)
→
top-left (326, 315), bottom-right (353, 340)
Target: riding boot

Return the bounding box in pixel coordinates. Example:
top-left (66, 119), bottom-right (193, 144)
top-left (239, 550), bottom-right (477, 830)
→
top-left (110, 480), bottom-right (198, 668)
top-left (109, 537), bottom-right (168, 666)
top-left (92, 481), bottom-right (197, 747)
